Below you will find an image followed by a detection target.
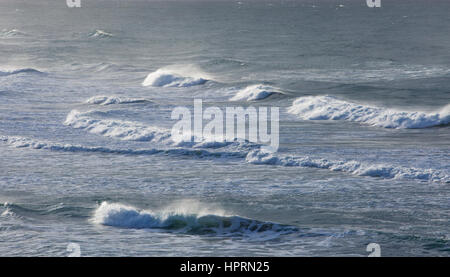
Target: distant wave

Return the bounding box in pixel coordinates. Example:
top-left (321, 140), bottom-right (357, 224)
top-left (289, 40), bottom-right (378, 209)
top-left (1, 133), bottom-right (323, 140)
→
top-left (288, 95), bottom-right (450, 129)
top-left (88, 30), bottom-right (114, 38)
top-left (85, 96), bottom-right (149, 106)
top-left (0, 29), bottom-right (27, 38)
top-left (142, 66), bottom-right (210, 87)
top-left (230, 84), bottom-right (282, 101)
top-left (93, 201), bottom-right (298, 236)
top-left (0, 68), bottom-right (43, 77)
top-left (246, 149), bottom-right (449, 183)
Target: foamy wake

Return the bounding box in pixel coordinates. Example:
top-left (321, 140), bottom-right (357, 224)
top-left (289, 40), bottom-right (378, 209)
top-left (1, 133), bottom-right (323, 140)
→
top-left (246, 149), bottom-right (449, 183)
top-left (288, 95), bottom-right (450, 129)
top-left (0, 68), bottom-right (43, 77)
top-left (142, 66), bottom-right (209, 87)
top-left (230, 84), bottom-right (282, 101)
top-left (93, 201), bottom-right (297, 236)
top-left (88, 30), bottom-right (114, 38)
top-left (85, 96), bottom-right (149, 106)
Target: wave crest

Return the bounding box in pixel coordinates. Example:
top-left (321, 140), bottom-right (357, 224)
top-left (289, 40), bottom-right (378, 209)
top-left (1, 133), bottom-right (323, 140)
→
top-left (142, 66), bottom-right (209, 87)
top-left (288, 95), bottom-right (450, 129)
top-left (230, 84), bottom-right (282, 101)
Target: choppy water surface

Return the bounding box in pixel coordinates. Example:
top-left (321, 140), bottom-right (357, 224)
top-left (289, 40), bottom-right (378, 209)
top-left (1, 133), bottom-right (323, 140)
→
top-left (0, 0), bottom-right (449, 256)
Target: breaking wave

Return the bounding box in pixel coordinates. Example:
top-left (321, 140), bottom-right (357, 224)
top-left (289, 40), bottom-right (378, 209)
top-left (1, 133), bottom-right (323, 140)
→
top-left (142, 66), bottom-right (210, 87)
top-left (85, 96), bottom-right (149, 106)
top-left (246, 149), bottom-right (449, 183)
top-left (230, 84), bottom-right (282, 101)
top-left (92, 201), bottom-right (298, 236)
top-left (288, 95), bottom-right (450, 129)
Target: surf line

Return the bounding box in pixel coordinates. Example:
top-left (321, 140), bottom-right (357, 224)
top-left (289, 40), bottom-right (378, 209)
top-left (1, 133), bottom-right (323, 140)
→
top-left (171, 99), bottom-right (279, 152)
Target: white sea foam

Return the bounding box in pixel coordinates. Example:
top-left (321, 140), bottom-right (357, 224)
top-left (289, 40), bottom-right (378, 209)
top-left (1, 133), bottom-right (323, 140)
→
top-left (245, 149), bottom-right (449, 183)
top-left (229, 84), bottom-right (282, 101)
top-left (92, 201), bottom-right (298, 236)
top-left (142, 65), bottom-right (210, 87)
top-left (288, 95), bottom-right (450, 129)
top-left (85, 96), bottom-right (148, 106)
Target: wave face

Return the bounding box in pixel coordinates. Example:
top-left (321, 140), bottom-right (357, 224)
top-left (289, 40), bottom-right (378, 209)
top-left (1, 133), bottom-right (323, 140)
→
top-left (142, 66), bottom-right (209, 87)
top-left (0, 68), bottom-right (43, 77)
top-left (288, 96), bottom-right (450, 129)
top-left (93, 201), bottom-right (298, 236)
top-left (230, 84), bottom-right (281, 101)
top-left (88, 30), bottom-right (114, 38)
top-left (246, 150), bottom-right (449, 183)
top-left (85, 96), bottom-right (148, 106)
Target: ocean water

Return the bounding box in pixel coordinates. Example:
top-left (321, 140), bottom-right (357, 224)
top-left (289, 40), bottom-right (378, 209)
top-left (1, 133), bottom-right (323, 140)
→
top-left (0, 0), bottom-right (449, 256)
